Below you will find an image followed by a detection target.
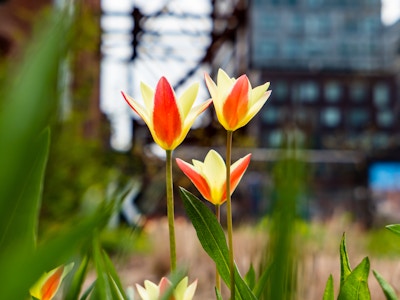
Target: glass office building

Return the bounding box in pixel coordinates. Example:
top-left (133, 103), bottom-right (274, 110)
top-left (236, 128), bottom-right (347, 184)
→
top-left (250, 0), bottom-right (400, 151)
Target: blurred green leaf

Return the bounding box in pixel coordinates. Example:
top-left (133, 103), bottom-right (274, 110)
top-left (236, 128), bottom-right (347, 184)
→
top-left (245, 264), bottom-right (256, 290)
top-left (0, 128), bottom-right (49, 253)
top-left (179, 187), bottom-right (256, 300)
top-left (91, 237), bottom-right (127, 300)
top-left (64, 256), bottom-right (90, 300)
top-left (0, 212), bottom-right (106, 300)
top-left (373, 270), bottom-right (398, 300)
top-left (386, 225), bottom-right (400, 238)
top-left (340, 233), bottom-right (352, 288)
top-left (323, 275), bottom-right (334, 300)
top-left (338, 257), bottom-right (371, 300)
top-left (253, 262), bottom-right (272, 299)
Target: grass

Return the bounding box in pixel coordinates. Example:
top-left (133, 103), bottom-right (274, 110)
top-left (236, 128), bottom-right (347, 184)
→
top-left (108, 216), bottom-right (400, 299)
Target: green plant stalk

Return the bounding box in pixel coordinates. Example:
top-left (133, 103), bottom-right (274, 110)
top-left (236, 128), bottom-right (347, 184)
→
top-left (166, 150), bottom-right (177, 271)
top-left (226, 130), bottom-right (235, 300)
top-left (215, 204), bottom-right (221, 292)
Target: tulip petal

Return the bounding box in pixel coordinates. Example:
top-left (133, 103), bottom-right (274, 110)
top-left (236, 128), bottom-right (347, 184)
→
top-left (174, 277), bottom-right (188, 298)
top-left (178, 82), bottom-right (199, 119)
top-left (183, 280), bottom-right (198, 300)
top-left (140, 82), bottom-right (155, 113)
top-left (250, 82), bottom-right (270, 106)
top-left (121, 91), bottom-right (151, 125)
top-left (202, 150), bottom-right (226, 203)
top-left (159, 277), bottom-right (171, 295)
top-left (136, 283), bottom-right (151, 300)
top-left (238, 90), bottom-right (272, 129)
top-left (223, 75), bottom-right (249, 129)
top-left (230, 154), bottom-right (252, 193)
top-left (40, 266), bottom-right (64, 300)
top-left (176, 158), bottom-right (212, 201)
top-left (153, 77), bottom-right (182, 148)
top-left (144, 280), bottom-right (160, 299)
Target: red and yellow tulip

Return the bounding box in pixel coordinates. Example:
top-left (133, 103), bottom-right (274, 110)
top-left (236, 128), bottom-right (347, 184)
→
top-left (122, 77), bottom-right (212, 150)
top-left (176, 150), bottom-right (251, 205)
top-left (136, 276), bottom-right (197, 300)
top-left (205, 68), bottom-right (271, 131)
top-left (30, 263), bottom-right (74, 300)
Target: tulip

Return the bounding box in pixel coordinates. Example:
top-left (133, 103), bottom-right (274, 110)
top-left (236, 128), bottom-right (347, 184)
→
top-left (136, 277), bottom-right (197, 300)
top-left (205, 68), bottom-right (271, 131)
top-left (30, 263), bottom-right (74, 300)
top-left (176, 150), bottom-right (251, 205)
top-left (122, 77), bottom-right (212, 150)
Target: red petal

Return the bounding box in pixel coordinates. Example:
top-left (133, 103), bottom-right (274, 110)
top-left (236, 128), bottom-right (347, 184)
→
top-left (153, 77), bottom-right (182, 147)
top-left (176, 159), bottom-right (212, 201)
top-left (41, 266), bottom-right (64, 300)
top-left (223, 75), bottom-right (249, 129)
top-left (230, 154), bottom-right (251, 191)
top-left (221, 154), bottom-right (251, 201)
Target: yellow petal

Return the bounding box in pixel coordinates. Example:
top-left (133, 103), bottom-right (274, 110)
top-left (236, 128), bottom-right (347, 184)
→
top-left (178, 82), bottom-right (199, 120)
top-left (203, 150), bottom-right (226, 201)
top-left (140, 82), bottom-right (155, 113)
top-left (237, 90), bottom-right (272, 129)
top-left (250, 82), bottom-right (270, 106)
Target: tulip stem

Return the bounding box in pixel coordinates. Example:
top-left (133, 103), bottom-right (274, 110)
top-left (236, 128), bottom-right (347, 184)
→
top-left (166, 149), bottom-right (177, 271)
top-left (215, 204), bottom-right (221, 293)
top-left (226, 130), bottom-right (235, 300)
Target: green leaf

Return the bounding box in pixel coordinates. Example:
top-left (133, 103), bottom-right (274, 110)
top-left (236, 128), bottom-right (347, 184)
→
top-left (340, 233), bottom-right (352, 288)
top-left (245, 264), bottom-right (256, 290)
top-left (215, 287), bottom-right (223, 300)
top-left (386, 225), bottom-right (400, 238)
top-left (373, 270), bottom-right (398, 300)
top-left (65, 256), bottom-right (90, 300)
top-left (323, 275), bottom-right (335, 300)
top-left (102, 249), bottom-right (128, 300)
top-left (92, 238), bottom-right (127, 300)
top-left (0, 213), bottom-right (105, 300)
top-left (338, 257), bottom-right (371, 300)
top-left (179, 188), bottom-right (256, 300)
top-left (0, 129), bottom-right (50, 254)
top-left (253, 262), bottom-right (272, 298)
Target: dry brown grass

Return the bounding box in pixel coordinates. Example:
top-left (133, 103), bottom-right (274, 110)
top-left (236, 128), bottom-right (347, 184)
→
top-left (112, 216), bottom-right (400, 299)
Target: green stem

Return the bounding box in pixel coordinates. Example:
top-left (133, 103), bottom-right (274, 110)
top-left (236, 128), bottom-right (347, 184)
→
top-left (226, 130), bottom-right (235, 300)
top-left (215, 204), bottom-right (221, 293)
top-left (166, 149), bottom-right (176, 271)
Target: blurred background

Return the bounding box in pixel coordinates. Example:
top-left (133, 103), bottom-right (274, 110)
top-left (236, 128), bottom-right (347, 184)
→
top-left (1, 0), bottom-right (400, 233)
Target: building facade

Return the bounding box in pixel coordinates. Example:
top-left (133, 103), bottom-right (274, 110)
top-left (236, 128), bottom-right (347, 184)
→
top-left (250, 0), bottom-right (400, 153)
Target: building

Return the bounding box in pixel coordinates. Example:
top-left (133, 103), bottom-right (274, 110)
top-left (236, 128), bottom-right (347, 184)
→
top-left (250, 0), bottom-right (400, 152)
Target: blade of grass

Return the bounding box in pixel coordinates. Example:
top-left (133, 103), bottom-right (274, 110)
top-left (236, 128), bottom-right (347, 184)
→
top-left (340, 232), bottom-right (352, 288)
top-left (373, 270), bottom-right (398, 300)
top-left (323, 275), bottom-right (335, 300)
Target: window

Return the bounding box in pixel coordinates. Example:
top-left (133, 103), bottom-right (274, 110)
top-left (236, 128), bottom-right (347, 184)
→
top-left (350, 82), bottom-right (367, 102)
top-left (298, 81), bottom-right (319, 102)
top-left (348, 108), bottom-right (369, 128)
top-left (282, 40), bottom-right (300, 58)
top-left (274, 81), bottom-right (289, 101)
top-left (377, 110), bottom-right (394, 128)
top-left (373, 83), bottom-right (390, 108)
top-left (289, 14), bottom-right (303, 35)
top-left (257, 41), bottom-right (278, 58)
top-left (324, 81), bottom-right (342, 103)
top-left (321, 107), bottom-right (341, 127)
top-left (261, 107), bottom-right (280, 124)
top-left (268, 130), bottom-right (284, 148)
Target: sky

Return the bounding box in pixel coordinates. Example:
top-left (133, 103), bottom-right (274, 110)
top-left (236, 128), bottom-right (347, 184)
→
top-left (381, 0), bottom-right (400, 25)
